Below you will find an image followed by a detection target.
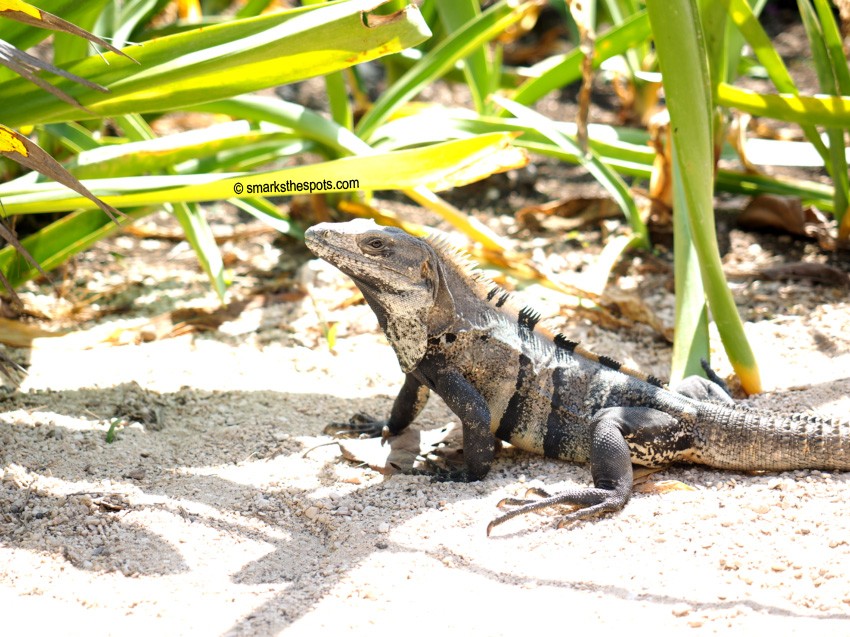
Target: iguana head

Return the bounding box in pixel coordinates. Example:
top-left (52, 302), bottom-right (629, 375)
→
top-left (305, 219), bottom-right (457, 372)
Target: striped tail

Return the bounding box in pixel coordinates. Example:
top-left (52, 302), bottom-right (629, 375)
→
top-left (692, 404), bottom-right (850, 471)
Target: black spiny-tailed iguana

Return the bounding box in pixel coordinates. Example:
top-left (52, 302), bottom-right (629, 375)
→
top-left (305, 219), bottom-right (850, 533)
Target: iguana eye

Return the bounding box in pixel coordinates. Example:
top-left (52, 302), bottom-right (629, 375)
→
top-left (362, 236), bottom-right (387, 254)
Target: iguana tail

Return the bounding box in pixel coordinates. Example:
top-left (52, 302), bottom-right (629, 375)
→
top-left (692, 404), bottom-right (850, 471)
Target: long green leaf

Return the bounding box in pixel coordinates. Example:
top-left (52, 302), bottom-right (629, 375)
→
top-left (0, 0), bottom-right (431, 127)
top-left (812, 0), bottom-right (850, 94)
top-left (718, 0), bottom-right (796, 90)
top-left (717, 0), bottom-right (829, 163)
top-left (172, 201), bottom-right (228, 300)
top-left (716, 83), bottom-right (850, 128)
top-left (367, 106), bottom-right (838, 210)
top-left (196, 96), bottom-right (371, 158)
top-left (670, 144), bottom-right (709, 383)
top-left (62, 121), bottom-right (302, 179)
top-left (93, 0), bottom-right (169, 50)
top-left (355, 0), bottom-right (534, 140)
top-left (797, 0), bottom-right (849, 230)
top-left (0, 133), bottom-right (522, 214)
top-left (229, 197), bottom-right (299, 237)
top-left (647, 0), bottom-right (761, 393)
top-left (434, 0), bottom-right (493, 113)
top-left (510, 10), bottom-right (651, 107)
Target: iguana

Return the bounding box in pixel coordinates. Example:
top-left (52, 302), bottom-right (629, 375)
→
top-left (305, 219), bottom-right (850, 533)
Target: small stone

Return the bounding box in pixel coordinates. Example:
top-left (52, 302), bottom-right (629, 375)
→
top-left (123, 468), bottom-right (146, 481)
top-left (377, 522), bottom-right (390, 534)
top-left (671, 603), bottom-right (691, 617)
top-left (304, 506), bottom-right (319, 520)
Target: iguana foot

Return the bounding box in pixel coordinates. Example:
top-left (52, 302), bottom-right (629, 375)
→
top-left (428, 466), bottom-right (476, 483)
top-left (392, 460), bottom-right (470, 481)
top-left (672, 366), bottom-right (734, 405)
top-left (487, 485), bottom-right (629, 536)
top-left (323, 412), bottom-right (389, 439)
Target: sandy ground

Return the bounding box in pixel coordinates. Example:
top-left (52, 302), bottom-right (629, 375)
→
top-left (1, 215), bottom-right (850, 636)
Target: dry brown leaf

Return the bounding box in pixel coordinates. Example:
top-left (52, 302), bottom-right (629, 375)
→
top-left (647, 108), bottom-right (673, 211)
top-left (516, 196), bottom-right (621, 232)
top-left (567, 0), bottom-right (595, 153)
top-left (0, 125), bottom-right (123, 223)
top-left (739, 195), bottom-right (808, 235)
top-left (632, 466), bottom-right (665, 486)
top-left (727, 112), bottom-right (762, 175)
top-left (739, 195), bottom-right (838, 250)
top-left (0, 317), bottom-right (68, 347)
top-left (337, 424), bottom-right (464, 475)
top-left (0, 2), bottom-right (133, 60)
top-left (759, 263), bottom-right (850, 288)
top-left (599, 288), bottom-right (674, 342)
top-left (727, 262), bottom-right (850, 289)
top-left (634, 479), bottom-right (697, 494)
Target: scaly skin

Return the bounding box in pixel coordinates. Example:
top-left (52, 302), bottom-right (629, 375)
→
top-left (305, 219), bottom-right (850, 532)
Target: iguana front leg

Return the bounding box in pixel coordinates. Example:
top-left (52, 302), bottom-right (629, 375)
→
top-left (324, 373), bottom-right (430, 438)
top-left (487, 407), bottom-right (682, 534)
top-left (432, 369), bottom-right (496, 482)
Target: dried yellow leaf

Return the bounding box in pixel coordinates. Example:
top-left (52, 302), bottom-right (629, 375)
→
top-left (0, 125), bottom-right (27, 156)
top-left (0, 0), bottom-right (41, 19)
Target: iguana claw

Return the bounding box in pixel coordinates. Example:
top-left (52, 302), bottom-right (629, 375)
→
top-left (323, 412), bottom-right (386, 438)
top-left (487, 485), bottom-right (629, 535)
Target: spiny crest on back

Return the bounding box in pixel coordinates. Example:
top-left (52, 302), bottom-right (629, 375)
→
top-left (422, 232), bottom-right (665, 389)
top-left (424, 231), bottom-right (527, 324)
top-left (553, 333), bottom-right (666, 388)
top-left (424, 232), bottom-right (502, 300)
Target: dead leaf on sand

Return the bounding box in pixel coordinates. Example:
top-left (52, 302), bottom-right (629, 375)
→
top-left (337, 423), bottom-right (464, 475)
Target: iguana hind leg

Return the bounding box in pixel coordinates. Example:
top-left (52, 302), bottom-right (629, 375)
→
top-left (671, 373), bottom-right (734, 405)
top-left (487, 407), bottom-right (683, 534)
top-left (324, 373), bottom-right (430, 438)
